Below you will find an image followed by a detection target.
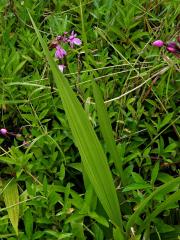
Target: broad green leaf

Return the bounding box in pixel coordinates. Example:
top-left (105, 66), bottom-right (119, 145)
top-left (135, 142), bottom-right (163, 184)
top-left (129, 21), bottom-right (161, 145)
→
top-left (3, 179), bottom-right (19, 236)
top-left (29, 12), bottom-right (124, 235)
top-left (126, 177), bottom-right (180, 233)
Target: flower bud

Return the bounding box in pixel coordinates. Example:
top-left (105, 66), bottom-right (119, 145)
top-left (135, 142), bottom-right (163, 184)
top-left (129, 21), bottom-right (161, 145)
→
top-left (166, 42), bottom-right (179, 53)
top-left (152, 40), bottom-right (164, 47)
top-left (166, 47), bottom-right (176, 53)
top-left (0, 128), bottom-right (8, 135)
top-left (167, 42), bottom-right (177, 48)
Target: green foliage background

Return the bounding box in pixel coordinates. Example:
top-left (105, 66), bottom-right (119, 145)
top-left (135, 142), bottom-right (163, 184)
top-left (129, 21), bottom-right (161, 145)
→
top-left (0, 0), bottom-right (179, 239)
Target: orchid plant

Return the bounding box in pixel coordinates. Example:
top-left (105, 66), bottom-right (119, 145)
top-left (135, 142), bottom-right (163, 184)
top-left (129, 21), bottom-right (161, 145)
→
top-left (50, 31), bottom-right (82, 72)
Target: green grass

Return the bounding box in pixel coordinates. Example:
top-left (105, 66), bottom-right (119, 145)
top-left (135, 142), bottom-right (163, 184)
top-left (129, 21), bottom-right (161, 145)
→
top-left (0, 1), bottom-right (179, 239)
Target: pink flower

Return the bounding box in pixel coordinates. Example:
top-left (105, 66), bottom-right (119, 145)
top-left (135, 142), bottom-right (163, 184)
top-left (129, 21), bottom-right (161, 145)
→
top-left (152, 40), bottom-right (164, 47)
top-left (152, 38), bottom-right (180, 58)
top-left (58, 64), bottom-right (65, 73)
top-left (166, 47), bottom-right (176, 53)
top-left (166, 42), bottom-right (180, 56)
top-left (167, 42), bottom-right (177, 48)
top-left (55, 45), bottom-right (67, 59)
top-left (166, 42), bottom-right (177, 53)
top-left (68, 31), bottom-right (82, 48)
top-left (0, 128), bottom-right (8, 135)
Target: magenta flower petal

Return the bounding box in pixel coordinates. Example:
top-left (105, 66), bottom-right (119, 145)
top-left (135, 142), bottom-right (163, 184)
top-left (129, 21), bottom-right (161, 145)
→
top-left (152, 40), bottom-right (164, 47)
top-left (166, 41), bottom-right (180, 54)
top-left (73, 38), bottom-right (82, 45)
top-left (68, 31), bottom-right (82, 48)
top-left (55, 45), bottom-right (67, 59)
top-left (166, 47), bottom-right (176, 53)
top-left (0, 128), bottom-right (8, 135)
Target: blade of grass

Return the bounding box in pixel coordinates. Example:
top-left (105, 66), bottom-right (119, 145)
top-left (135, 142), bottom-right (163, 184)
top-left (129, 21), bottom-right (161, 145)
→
top-left (28, 11), bottom-right (124, 235)
top-left (93, 82), bottom-right (124, 184)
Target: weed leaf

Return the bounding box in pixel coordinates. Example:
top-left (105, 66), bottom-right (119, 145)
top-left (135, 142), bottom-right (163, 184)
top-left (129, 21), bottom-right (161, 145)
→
top-left (3, 179), bottom-right (19, 236)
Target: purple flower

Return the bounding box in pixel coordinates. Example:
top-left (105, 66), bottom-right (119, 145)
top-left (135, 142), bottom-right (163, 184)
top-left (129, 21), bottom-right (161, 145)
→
top-left (152, 40), bottom-right (164, 47)
top-left (166, 41), bottom-right (180, 54)
top-left (166, 42), bottom-right (177, 52)
top-left (68, 31), bottom-right (82, 48)
top-left (55, 45), bottom-right (67, 59)
top-left (58, 64), bottom-right (65, 73)
top-left (167, 42), bottom-right (177, 48)
top-left (0, 128), bottom-right (8, 135)
top-left (166, 47), bottom-right (176, 53)
top-left (152, 38), bottom-right (180, 58)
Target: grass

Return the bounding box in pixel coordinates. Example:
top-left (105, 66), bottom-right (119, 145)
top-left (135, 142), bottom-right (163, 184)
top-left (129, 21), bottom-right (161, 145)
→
top-left (0, 0), bottom-right (179, 239)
